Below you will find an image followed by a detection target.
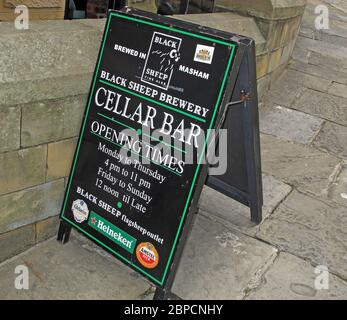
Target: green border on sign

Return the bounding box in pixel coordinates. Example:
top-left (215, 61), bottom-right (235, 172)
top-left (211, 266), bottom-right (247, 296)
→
top-left (60, 11), bottom-right (236, 286)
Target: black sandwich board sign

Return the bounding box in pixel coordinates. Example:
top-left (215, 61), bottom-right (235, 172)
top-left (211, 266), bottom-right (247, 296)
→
top-left (58, 7), bottom-right (262, 299)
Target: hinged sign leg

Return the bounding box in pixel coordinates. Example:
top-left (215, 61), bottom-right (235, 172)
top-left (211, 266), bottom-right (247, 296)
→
top-left (57, 220), bottom-right (72, 244)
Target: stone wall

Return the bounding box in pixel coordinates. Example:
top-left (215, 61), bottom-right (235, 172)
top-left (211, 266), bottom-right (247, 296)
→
top-left (0, 0), bottom-right (65, 21)
top-left (215, 0), bottom-right (307, 96)
top-left (0, 2), bottom-right (305, 261)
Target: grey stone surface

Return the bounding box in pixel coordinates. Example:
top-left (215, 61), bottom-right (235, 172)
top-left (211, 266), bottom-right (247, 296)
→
top-left (199, 175), bottom-right (292, 235)
top-left (264, 71), bottom-right (305, 107)
top-left (247, 252), bottom-right (347, 300)
top-left (313, 121), bottom-right (347, 159)
top-left (0, 236), bottom-right (150, 299)
top-left (328, 82), bottom-right (347, 99)
top-left (216, 0), bottom-right (306, 20)
top-left (0, 145), bottom-right (47, 196)
top-left (289, 60), bottom-right (347, 85)
top-left (261, 134), bottom-right (340, 197)
top-left (0, 21), bottom-right (100, 84)
top-left (284, 69), bottom-right (332, 92)
top-left (36, 215), bottom-right (60, 243)
top-left (257, 191), bottom-right (347, 280)
top-left (0, 106), bottom-right (20, 152)
top-left (21, 95), bottom-right (85, 147)
top-left (257, 75), bottom-right (271, 100)
top-left (292, 88), bottom-right (347, 126)
top-left (295, 35), bottom-right (347, 66)
top-left (0, 73), bottom-right (92, 107)
top-left (327, 164), bottom-right (347, 208)
top-left (0, 179), bottom-right (64, 234)
top-left (0, 224), bottom-right (36, 263)
top-left (172, 215), bottom-right (277, 299)
top-left (260, 105), bottom-right (323, 144)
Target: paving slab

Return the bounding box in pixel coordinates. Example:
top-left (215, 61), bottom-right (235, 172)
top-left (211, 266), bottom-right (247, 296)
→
top-left (263, 72), bottom-right (305, 107)
top-left (328, 82), bottom-right (347, 99)
top-left (261, 134), bottom-right (341, 197)
top-left (327, 163), bottom-right (347, 208)
top-left (199, 175), bottom-right (292, 235)
top-left (312, 121), bottom-right (347, 159)
top-left (172, 215), bottom-right (277, 300)
top-left (284, 69), bottom-right (332, 93)
top-left (0, 236), bottom-right (150, 300)
top-left (247, 252), bottom-right (347, 300)
top-left (260, 105), bottom-right (323, 144)
top-left (292, 88), bottom-right (347, 126)
top-left (289, 60), bottom-right (347, 85)
top-left (257, 191), bottom-right (347, 280)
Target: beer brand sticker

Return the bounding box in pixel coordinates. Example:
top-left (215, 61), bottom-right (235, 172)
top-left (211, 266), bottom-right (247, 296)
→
top-left (136, 242), bottom-right (159, 269)
top-left (141, 31), bottom-right (182, 90)
top-left (194, 44), bottom-right (215, 64)
top-left (72, 199), bottom-right (89, 223)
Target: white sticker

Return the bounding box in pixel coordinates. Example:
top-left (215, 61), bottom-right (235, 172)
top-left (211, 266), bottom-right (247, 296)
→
top-left (194, 44), bottom-right (215, 64)
top-left (72, 199), bottom-right (89, 223)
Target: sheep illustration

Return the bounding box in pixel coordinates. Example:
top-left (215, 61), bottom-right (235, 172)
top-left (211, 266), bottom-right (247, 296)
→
top-left (151, 49), bottom-right (180, 73)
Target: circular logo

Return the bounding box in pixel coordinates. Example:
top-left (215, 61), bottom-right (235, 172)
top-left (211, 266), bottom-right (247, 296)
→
top-left (72, 199), bottom-right (89, 223)
top-left (136, 242), bottom-right (159, 269)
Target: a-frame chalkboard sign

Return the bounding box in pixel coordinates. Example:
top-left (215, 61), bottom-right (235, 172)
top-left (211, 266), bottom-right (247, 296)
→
top-left (58, 8), bottom-right (262, 300)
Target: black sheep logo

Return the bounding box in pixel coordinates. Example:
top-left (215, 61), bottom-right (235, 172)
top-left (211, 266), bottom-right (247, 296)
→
top-left (151, 49), bottom-right (181, 73)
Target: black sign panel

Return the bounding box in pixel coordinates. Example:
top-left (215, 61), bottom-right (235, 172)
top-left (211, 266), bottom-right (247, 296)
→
top-left (60, 9), bottom-right (236, 287)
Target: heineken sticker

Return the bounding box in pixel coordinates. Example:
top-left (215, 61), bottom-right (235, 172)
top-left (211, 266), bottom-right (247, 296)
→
top-left (60, 10), bottom-right (236, 287)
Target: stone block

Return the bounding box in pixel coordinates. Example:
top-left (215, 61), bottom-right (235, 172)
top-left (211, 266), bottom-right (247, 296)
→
top-left (47, 138), bottom-right (77, 180)
top-left (247, 252), bottom-right (347, 299)
top-left (327, 164), bottom-right (347, 208)
top-left (267, 20), bottom-right (286, 50)
top-left (4, 0), bottom-right (64, 8)
top-left (0, 179), bottom-right (64, 234)
top-left (0, 73), bottom-right (92, 107)
top-left (313, 122), bottom-right (347, 159)
top-left (268, 47), bottom-right (284, 72)
top-left (292, 88), bottom-right (347, 127)
top-left (216, 0), bottom-right (306, 20)
top-left (328, 82), bottom-right (347, 99)
top-left (0, 20), bottom-right (100, 83)
top-left (36, 215), bottom-right (60, 243)
top-left (283, 69), bottom-right (332, 92)
top-left (172, 215), bottom-right (277, 299)
top-left (0, 145), bottom-right (47, 195)
top-left (259, 105), bottom-right (323, 144)
top-left (289, 60), bottom-right (347, 85)
top-left (199, 175), bottom-right (292, 235)
top-left (21, 95), bottom-right (86, 147)
top-left (0, 224), bottom-right (36, 263)
top-left (257, 191), bottom-right (347, 280)
top-left (0, 106), bottom-right (20, 152)
top-left (0, 237), bottom-right (150, 299)
top-left (256, 53), bottom-right (270, 79)
top-left (257, 74), bottom-right (271, 100)
top-left (265, 70), bottom-right (305, 107)
top-left (261, 134), bottom-right (340, 197)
